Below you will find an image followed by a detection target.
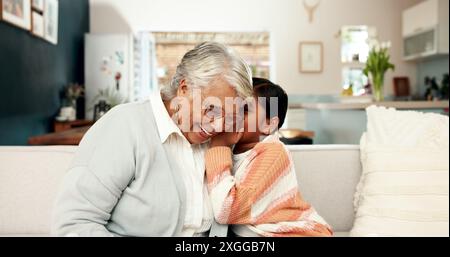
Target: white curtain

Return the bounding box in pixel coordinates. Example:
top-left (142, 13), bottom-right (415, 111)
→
top-left (133, 32), bottom-right (158, 101)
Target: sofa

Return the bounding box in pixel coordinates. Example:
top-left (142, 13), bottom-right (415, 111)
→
top-left (0, 145), bottom-right (361, 237)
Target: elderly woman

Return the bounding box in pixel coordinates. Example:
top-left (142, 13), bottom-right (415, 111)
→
top-left (51, 42), bottom-right (253, 237)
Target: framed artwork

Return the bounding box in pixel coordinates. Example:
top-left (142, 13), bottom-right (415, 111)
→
top-left (299, 41), bottom-right (323, 73)
top-left (44, 0), bottom-right (58, 45)
top-left (31, 0), bottom-right (43, 12)
top-left (0, 0), bottom-right (31, 30)
top-left (31, 10), bottom-right (43, 37)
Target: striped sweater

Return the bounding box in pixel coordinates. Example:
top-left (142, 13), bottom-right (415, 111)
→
top-left (205, 135), bottom-right (333, 237)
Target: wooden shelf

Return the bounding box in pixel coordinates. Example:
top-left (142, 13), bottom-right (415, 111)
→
top-left (28, 126), bottom-right (91, 146)
top-left (54, 120), bottom-right (94, 132)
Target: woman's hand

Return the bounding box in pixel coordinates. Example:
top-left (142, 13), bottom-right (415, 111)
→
top-left (210, 132), bottom-right (243, 148)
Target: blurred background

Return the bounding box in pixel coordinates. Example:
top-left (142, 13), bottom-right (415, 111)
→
top-left (0, 0), bottom-right (448, 146)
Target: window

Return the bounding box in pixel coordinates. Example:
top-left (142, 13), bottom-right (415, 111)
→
top-left (340, 26), bottom-right (377, 96)
top-left (152, 32), bottom-right (271, 87)
top-left (133, 32), bottom-right (270, 101)
top-left (342, 67), bottom-right (369, 96)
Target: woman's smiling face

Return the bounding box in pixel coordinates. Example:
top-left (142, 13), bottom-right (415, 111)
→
top-left (174, 78), bottom-right (239, 145)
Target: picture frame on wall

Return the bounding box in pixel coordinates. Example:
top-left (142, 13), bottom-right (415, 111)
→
top-left (31, 0), bottom-right (43, 12)
top-left (31, 10), bottom-right (43, 38)
top-left (0, 0), bottom-right (31, 31)
top-left (44, 0), bottom-right (58, 45)
top-left (299, 41), bottom-right (323, 73)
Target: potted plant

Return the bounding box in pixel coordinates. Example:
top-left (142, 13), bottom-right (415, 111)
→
top-left (89, 87), bottom-right (126, 121)
top-left (58, 83), bottom-right (84, 121)
top-left (363, 41), bottom-right (395, 102)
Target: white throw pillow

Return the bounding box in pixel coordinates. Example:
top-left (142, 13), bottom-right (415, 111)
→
top-left (351, 106), bottom-right (449, 237)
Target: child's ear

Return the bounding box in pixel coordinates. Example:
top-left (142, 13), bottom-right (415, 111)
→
top-left (261, 117), bottom-right (280, 135)
top-left (269, 117), bottom-right (280, 133)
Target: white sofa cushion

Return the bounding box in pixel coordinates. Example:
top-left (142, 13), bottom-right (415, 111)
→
top-left (0, 146), bottom-right (76, 236)
top-left (289, 145), bottom-right (361, 233)
top-left (351, 106), bottom-right (449, 237)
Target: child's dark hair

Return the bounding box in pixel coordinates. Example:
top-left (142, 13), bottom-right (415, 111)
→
top-left (252, 77), bottom-right (288, 129)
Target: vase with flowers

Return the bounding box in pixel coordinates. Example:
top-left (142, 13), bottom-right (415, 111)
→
top-left (58, 83), bottom-right (85, 121)
top-left (363, 40), bottom-right (395, 102)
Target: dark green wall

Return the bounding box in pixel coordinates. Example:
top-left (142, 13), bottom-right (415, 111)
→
top-left (0, 0), bottom-right (89, 145)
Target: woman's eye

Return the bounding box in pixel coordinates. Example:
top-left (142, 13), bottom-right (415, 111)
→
top-left (205, 105), bottom-right (222, 118)
top-left (206, 105), bottom-right (216, 112)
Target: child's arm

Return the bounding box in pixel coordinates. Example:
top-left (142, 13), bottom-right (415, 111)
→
top-left (205, 146), bottom-right (251, 224)
top-left (205, 143), bottom-right (292, 225)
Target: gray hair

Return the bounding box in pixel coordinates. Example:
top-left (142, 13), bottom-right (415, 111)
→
top-left (160, 42), bottom-right (253, 100)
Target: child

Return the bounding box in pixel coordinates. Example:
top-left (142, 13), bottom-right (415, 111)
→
top-left (205, 78), bottom-right (333, 237)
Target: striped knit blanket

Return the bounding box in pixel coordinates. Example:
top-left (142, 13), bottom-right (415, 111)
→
top-left (205, 135), bottom-right (333, 237)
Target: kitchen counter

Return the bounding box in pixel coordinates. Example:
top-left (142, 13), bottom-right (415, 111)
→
top-left (287, 100), bottom-right (448, 145)
top-left (289, 100), bottom-right (449, 110)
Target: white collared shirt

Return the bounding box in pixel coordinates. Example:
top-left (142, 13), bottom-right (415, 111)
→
top-left (149, 92), bottom-right (213, 236)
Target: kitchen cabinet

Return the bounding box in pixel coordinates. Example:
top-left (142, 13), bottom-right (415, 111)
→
top-left (402, 0), bottom-right (449, 61)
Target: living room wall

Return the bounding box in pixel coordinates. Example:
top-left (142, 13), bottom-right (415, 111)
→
top-left (89, 0), bottom-right (421, 96)
top-left (0, 0), bottom-right (89, 145)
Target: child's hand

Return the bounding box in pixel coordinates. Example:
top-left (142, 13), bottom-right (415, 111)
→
top-left (210, 132), bottom-right (243, 148)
